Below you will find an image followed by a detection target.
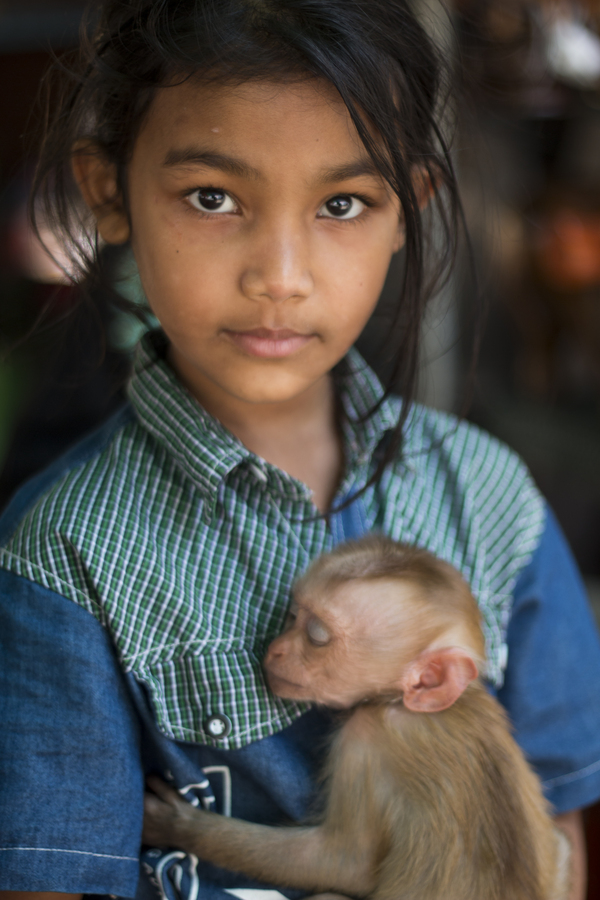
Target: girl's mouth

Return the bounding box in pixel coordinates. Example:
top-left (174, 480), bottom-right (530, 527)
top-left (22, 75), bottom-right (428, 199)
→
top-left (224, 328), bottom-right (314, 358)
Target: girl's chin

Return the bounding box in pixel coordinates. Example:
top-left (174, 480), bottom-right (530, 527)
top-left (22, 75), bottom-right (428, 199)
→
top-left (168, 340), bottom-right (338, 408)
top-left (213, 371), bottom-right (330, 407)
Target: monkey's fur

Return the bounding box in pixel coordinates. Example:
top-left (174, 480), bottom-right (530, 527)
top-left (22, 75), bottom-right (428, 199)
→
top-left (143, 537), bottom-right (570, 900)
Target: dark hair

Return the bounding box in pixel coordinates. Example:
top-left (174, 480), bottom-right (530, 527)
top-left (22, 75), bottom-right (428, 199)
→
top-left (32, 0), bottom-right (464, 497)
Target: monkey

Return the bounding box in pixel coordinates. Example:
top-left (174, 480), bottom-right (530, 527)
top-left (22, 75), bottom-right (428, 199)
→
top-left (143, 536), bottom-right (571, 900)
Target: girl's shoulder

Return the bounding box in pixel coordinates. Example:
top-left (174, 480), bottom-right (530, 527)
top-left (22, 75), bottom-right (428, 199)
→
top-left (400, 402), bottom-right (538, 513)
top-left (0, 403), bottom-right (165, 615)
top-left (0, 405), bottom-right (137, 541)
top-left (0, 399), bottom-right (167, 527)
top-left (403, 402), bottom-right (516, 467)
top-left (346, 351), bottom-right (534, 510)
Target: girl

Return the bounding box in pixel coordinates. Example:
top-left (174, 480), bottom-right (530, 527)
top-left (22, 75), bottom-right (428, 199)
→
top-left (0, 2), bottom-right (599, 900)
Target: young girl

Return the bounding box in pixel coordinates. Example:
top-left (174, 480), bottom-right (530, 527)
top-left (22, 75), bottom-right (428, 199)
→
top-left (0, 3), bottom-right (599, 900)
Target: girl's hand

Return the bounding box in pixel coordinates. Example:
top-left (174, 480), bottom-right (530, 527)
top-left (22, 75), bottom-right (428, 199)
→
top-left (143, 775), bottom-right (209, 849)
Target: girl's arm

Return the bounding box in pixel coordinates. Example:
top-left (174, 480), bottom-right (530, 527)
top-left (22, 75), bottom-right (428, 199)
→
top-left (553, 810), bottom-right (586, 900)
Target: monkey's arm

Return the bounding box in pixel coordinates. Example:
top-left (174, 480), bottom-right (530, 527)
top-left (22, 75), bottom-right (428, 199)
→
top-left (143, 777), bottom-right (375, 896)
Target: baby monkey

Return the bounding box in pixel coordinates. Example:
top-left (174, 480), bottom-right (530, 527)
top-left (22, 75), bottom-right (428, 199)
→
top-left (143, 536), bottom-right (570, 900)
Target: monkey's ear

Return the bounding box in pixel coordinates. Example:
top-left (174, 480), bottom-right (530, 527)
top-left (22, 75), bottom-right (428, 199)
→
top-left (400, 648), bottom-right (478, 713)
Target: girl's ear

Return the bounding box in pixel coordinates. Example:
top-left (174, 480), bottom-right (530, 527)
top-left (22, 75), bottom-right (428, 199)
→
top-left (399, 648), bottom-right (478, 713)
top-left (412, 165), bottom-right (437, 211)
top-left (392, 167), bottom-right (438, 253)
top-left (72, 143), bottom-right (130, 244)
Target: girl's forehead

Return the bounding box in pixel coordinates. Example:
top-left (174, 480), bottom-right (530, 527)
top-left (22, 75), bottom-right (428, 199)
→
top-left (134, 77), bottom-right (377, 177)
top-left (151, 76), bottom-right (347, 126)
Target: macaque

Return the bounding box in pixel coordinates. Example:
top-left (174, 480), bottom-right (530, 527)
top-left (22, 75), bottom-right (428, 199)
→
top-left (143, 536), bottom-right (571, 900)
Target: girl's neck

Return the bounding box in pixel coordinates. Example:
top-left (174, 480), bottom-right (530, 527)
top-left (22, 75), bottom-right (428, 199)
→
top-left (170, 352), bottom-right (343, 513)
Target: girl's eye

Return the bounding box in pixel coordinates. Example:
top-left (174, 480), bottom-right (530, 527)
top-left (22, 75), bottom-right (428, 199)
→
top-left (318, 195), bottom-right (366, 220)
top-left (306, 616), bottom-right (331, 647)
top-left (187, 189), bottom-right (237, 214)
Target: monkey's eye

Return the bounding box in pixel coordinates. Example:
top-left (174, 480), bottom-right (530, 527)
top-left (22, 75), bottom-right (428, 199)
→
top-left (306, 616), bottom-right (331, 647)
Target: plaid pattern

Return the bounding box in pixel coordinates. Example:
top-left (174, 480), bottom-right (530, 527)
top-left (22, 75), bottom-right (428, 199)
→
top-left (0, 331), bottom-right (545, 749)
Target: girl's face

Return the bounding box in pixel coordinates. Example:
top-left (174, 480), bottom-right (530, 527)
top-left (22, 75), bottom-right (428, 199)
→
top-left (92, 79), bottom-right (404, 409)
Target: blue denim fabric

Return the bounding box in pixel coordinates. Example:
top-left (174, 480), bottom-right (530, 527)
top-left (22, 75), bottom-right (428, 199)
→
top-left (496, 505), bottom-right (600, 811)
top-left (2, 442), bottom-right (600, 898)
top-left (0, 569), bottom-right (143, 896)
top-left (0, 569), bottom-right (332, 899)
top-left (133, 674), bottom-right (332, 900)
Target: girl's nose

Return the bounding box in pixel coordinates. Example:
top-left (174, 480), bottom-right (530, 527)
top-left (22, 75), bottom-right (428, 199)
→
top-left (240, 222), bottom-right (314, 303)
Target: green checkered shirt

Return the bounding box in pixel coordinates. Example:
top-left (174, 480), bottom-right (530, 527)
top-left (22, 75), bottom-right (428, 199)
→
top-left (0, 331), bottom-right (545, 749)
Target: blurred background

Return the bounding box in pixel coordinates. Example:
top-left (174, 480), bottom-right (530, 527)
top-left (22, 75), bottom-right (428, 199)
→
top-left (1, 0), bottom-right (600, 890)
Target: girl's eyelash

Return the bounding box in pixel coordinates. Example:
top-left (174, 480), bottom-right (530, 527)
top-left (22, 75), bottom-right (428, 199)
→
top-left (183, 187), bottom-right (239, 214)
top-left (318, 193), bottom-right (376, 226)
top-left (349, 193), bottom-right (374, 207)
top-left (184, 186), bottom-right (229, 196)
top-left (181, 188), bottom-right (376, 221)
top-left (323, 192), bottom-right (375, 209)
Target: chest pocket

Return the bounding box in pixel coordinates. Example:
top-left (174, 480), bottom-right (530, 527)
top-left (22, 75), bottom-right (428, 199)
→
top-left (133, 645), bottom-right (312, 750)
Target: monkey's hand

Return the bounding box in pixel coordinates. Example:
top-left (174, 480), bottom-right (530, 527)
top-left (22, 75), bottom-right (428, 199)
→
top-left (143, 774), bottom-right (211, 850)
top-left (143, 777), bottom-right (370, 895)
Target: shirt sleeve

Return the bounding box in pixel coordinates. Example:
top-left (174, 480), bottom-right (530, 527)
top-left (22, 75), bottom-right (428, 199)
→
top-left (0, 568), bottom-right (143, 896)
top-left (496, 504), bottom-right (600, 814)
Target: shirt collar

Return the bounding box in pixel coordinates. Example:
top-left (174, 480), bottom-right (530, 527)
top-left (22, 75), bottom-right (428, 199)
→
top-left (127, 331), bottom-right (401, 503)
top-left (127, 331), bottom-right (251, 505)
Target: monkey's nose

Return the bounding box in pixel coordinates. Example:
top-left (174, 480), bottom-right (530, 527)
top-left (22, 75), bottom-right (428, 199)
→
top-left (263, 647), bottom-right (276, 669)
top-left (264, 636), bottom-right (286, 663)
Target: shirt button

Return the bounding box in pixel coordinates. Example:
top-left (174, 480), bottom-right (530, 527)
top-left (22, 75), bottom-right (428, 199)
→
top-left (205, 713), bottom-right (233, 738)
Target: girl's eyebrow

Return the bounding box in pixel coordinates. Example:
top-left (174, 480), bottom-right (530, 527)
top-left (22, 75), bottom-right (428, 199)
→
top-left (315, 159), bottom-right (380, 185)
top-left (162, 148), bottom-right (260, 179)
top-left (162, 146), bottom-right (380, 185)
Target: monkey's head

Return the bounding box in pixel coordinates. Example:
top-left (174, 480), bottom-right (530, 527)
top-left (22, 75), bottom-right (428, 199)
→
top-left (263, 537), bottom-right (486, 712)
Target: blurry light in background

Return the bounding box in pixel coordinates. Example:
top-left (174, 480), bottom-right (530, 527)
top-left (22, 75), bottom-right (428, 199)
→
top-left (7, 200), bottom-right (73, 284)
top-left (545, 9), bottom-right (600, 87)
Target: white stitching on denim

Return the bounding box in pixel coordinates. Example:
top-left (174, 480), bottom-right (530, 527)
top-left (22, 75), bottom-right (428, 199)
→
top-left (542, 757), bottom-right (600, 788)
top-left (0, 847), bottom-right (137, 861)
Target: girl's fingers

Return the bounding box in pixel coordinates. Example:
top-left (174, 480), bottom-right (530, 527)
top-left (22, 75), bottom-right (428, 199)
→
top-left (144, 792), bottom-right (168, 815)
top-left (142, 789), bottom-right (179, 846)
top-left (146, 774), bottom-right (182, 804)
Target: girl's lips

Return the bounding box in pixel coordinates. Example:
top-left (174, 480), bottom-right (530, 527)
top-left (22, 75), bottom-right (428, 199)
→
top-left (224, 328), bottom-right (314, 358)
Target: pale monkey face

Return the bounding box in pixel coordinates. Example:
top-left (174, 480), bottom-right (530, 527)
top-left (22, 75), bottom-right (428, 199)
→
top-left (263, 580), bottom-right (414, 708)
